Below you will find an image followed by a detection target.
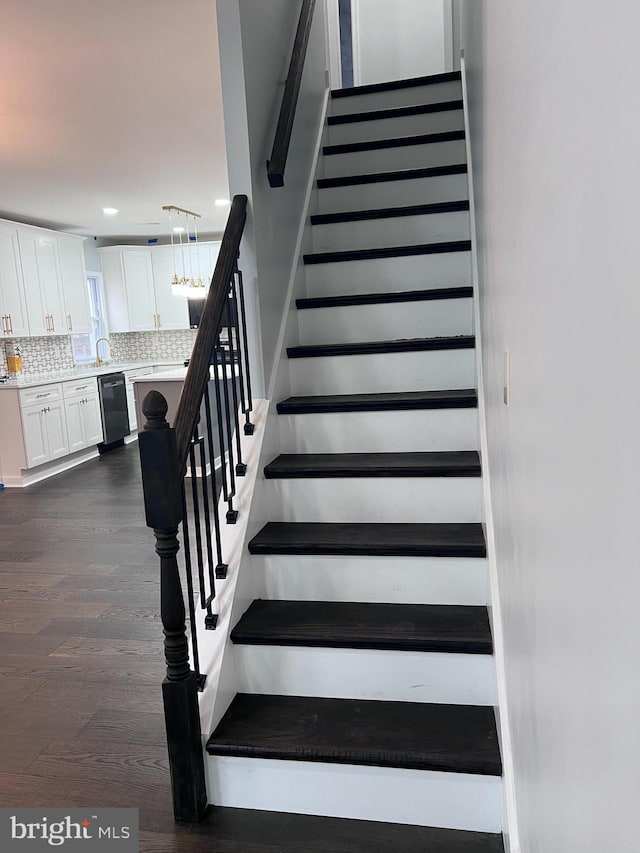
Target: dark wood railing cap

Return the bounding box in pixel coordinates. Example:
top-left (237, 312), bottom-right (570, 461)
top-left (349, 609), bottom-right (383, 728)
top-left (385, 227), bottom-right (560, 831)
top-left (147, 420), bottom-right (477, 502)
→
top-left (267, 0), bottom-right (317, 188)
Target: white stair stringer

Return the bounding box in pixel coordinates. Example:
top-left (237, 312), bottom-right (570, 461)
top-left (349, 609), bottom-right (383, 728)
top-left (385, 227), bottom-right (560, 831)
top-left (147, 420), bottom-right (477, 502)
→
top-left (254, 554), bottom-right (488, 606)
top-left (304, 252), bottom-right (472, 294)
top-left (277, 408), bottom-right (479, 453)
top-left (311, 210), bottom-right (470, 252)
top-left (206, 756), bottom-right (503, 832)
top-left (322, 139), bottom-right (466, 179)
top-left (329, 80), bottom-right (463, 115)
top-left (326, 109), bottom-right (464, 146)
top-left (317, 172), bottom-right (468, 213)
top-left (289, 348), bottom-right (476, 395)
top-left (234, 645), bottom-right (496, 705)
top-left (262, 476), bottom-right (482, 523)
top-left (297, 297), bottom-right (473, 343)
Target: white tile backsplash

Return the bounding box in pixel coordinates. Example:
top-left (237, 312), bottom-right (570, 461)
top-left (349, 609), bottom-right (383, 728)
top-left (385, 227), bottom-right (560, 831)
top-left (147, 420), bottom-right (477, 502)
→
top-left (1, 329), bottom-right (196, 376)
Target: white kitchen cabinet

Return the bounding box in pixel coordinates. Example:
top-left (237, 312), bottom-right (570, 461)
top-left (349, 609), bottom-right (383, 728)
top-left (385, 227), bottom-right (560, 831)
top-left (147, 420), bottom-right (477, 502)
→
top-left (21, 399), bottom-right (69, 467)
top-left (0, 225), bottom-right (29, 337)
top-left (101, 242), bottom-right (220, 333)
top-left (62, 377), bottom-right (103, 450)
top-left (150, 246), bottom-right (190, 330)
top-left (57, 236), bottom-right (91, 334)
top-left (124, 367), bottom-right (153, 431)
top-left (19, 231), bottom-right (66, 335)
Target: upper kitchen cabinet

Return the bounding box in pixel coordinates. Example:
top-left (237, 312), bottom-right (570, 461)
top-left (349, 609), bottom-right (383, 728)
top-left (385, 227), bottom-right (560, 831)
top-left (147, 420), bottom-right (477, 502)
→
top-left (101, 247), bottom-right (157, 332)
top-left (150, 246), bottom-right (190, 330)
top-left (0, 224), bottom-right (29, 338)
top-left (100, 242), bottom-right (220, 333)
top-left (19, 231), bottom-right (66, 336)
top-left (57, 235), bottom-right (91, 334)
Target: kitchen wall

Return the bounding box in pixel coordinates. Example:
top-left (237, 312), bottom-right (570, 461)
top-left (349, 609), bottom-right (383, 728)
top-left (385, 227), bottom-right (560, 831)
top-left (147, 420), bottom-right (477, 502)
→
top-left (458, 2), bottom-right (640, 851)
top-left (1, 329), bottom-right (196, 376)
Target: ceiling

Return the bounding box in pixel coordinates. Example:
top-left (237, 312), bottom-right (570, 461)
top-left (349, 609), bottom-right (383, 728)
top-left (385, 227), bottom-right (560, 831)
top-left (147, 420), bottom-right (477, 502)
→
top-left (0, 0), bottom-right (229, 241)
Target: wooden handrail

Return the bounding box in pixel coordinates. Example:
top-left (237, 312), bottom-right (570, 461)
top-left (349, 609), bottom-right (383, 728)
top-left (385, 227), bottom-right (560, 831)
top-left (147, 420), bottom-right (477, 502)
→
top-left (173, 194), bottom-right (248, 465)
top-left (267, 0), bottom-right (317, 188)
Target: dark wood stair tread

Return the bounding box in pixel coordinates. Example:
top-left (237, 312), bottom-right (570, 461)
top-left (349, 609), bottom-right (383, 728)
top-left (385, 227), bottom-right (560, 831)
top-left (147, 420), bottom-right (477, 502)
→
top-left (287, 336), bottom-right (474, 359)
top-left (304, 241), bottom-right (471, 264)
top-left (276, 388), bottom-right (478, 414)
top-left (207, 693), bottom-right (501, 776)
top-left (331, 70), bottom-right (462, 99)
top-left (317, 163), bottom-right (467, 189)
top-left (327, 99), bottom-right (463, 125)
top-left (264, 451), bottom-right (480, 478)
top-left (310, 200), bottom-right (469, 226)
top-left (231, 600), bottom-right (493, 654)
top-left (296, 286), bottom-right (473, 310)
top-left (324, 130), bottom-right (464, 156)
top-left (248, 522), bottom-right (486, 558)
top-left (188, 805), bottom-right (504, 852)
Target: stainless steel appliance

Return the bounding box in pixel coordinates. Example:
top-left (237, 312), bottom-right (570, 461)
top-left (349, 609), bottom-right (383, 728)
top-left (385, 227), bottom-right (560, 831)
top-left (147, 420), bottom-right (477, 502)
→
top-left (97, 372), bottom-right (130, 452)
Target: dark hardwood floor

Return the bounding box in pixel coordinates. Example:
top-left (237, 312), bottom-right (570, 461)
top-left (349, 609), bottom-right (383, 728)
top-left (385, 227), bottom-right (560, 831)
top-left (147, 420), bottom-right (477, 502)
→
top-left (0, 443), bottom-right (502, 852)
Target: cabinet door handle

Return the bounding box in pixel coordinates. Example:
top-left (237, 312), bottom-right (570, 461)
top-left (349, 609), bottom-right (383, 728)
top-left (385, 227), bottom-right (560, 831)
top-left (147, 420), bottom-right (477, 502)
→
top-left (50, 314), bottom-right (55, 333)
top-left (36, 392), bottom-right (51, 399)
top-left (7, 314), bottom-right (13, 335)
top-left (157, 313), bottom-right (161, 328)
top-left (67, 314), bottom-right (73, 332)
top-left (45, 314), bottom-right (50, 332)
top-left (1, 316), bottom-right (6, 335)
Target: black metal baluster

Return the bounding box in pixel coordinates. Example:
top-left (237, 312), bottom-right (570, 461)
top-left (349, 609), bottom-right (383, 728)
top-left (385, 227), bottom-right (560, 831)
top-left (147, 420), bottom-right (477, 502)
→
top-left (189, 426), bottom-right (216, 629)
top-left (212, 345), bottom-right (237, 523)
top-left (226, 282), bottom-right (246, 476)
top-left (235, 266), bottom-right (254, 434)
top-left (180, 484), bottom-right (205, 687)
top-left (196, 417), bottom-right (218, 624)
top-left (231, 268), bottom-right (249, 434)
top-left (203, 384), bottom-right (228, 579)
top-left (218, 341), bottom-right (238, 523)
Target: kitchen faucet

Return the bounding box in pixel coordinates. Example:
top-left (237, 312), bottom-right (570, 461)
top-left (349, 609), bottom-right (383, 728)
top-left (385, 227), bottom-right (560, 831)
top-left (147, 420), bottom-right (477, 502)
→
top-left (95, 337), bottom-right (113, 367)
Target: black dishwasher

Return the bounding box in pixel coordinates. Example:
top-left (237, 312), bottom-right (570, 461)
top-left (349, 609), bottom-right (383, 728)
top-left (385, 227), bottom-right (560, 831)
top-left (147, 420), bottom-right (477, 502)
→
top-left (97, 372), bottom-right (130, 453)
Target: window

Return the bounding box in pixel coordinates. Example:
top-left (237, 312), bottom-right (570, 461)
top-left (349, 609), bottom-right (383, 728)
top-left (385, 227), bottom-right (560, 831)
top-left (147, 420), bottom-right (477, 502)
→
top-left (71, 272), bottom-right (109, 364)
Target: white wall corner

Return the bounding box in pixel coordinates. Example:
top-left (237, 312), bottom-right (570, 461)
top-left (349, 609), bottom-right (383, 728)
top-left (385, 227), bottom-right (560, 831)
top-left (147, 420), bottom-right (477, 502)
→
top-left (460, 53), bottom-right (522, 853)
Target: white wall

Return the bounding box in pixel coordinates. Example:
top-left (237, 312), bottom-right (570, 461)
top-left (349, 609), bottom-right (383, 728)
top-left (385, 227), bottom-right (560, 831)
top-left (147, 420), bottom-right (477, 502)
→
top-left (216, 0), bottom-right (328, 398)
top-left (352, 0), bottom-right (449, 85)
top-left (458, 3), bottom-right (640, 851)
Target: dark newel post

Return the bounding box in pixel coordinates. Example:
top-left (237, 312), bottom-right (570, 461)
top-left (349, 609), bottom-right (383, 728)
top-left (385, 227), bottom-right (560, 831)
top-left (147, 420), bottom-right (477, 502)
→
top-left (138, 390), bottom-right (207, 823)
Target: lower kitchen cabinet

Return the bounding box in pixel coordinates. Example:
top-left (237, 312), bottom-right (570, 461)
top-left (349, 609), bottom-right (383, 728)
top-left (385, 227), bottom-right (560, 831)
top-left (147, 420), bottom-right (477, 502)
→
top-left (64, 393), bottom-right (103, 453)
top-left (21, 400), bottom-right (69, 467)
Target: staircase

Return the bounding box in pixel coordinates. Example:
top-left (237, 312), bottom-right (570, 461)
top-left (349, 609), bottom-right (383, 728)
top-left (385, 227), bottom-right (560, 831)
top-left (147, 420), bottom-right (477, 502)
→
top-left (206, 71), bottom-right (504, 849)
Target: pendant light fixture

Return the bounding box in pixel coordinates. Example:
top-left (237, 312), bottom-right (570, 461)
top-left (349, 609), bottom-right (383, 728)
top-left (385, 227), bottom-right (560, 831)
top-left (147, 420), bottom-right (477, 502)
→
top-left (162, 205), bottom-right (206, 299)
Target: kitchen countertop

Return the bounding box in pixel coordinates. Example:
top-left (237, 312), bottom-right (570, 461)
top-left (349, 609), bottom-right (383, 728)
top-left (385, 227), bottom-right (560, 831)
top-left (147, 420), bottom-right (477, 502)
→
top-left (135, 364), bottom-right (239, 382)
top-left (0, 361), bottom-right (185, 390)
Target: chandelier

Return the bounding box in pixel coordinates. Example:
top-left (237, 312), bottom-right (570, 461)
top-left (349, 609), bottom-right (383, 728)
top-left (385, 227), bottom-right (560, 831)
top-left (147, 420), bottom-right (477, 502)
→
top-left (162, 204), bottom-right (207, 299)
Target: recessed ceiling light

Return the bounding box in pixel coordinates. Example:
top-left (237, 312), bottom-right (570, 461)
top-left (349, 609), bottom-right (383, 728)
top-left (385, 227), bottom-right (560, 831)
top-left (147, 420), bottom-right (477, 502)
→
top-left (173, 226), bottom-right (186, 233)
top-left (214, 198), bottom-right (230, 207)
top-left (102, 207), bottom-right (119, 216)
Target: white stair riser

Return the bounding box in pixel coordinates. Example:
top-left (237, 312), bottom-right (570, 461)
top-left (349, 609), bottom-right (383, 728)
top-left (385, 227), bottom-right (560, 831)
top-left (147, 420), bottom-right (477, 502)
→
top-left (277, 408), bottom-right (479, 453)
top-left (289, 349), bottom-right (476, 395)
top-left (297, 298), bottom-right (473, 344)
top-left (323, 140), bottom-right (466, 179)
top-left (304, 252), bottom-right (472, 294)
top-left (206, 756), bottom-right (503, 832)
top-left (254, 554), bottom-right (489, 605)
top-left (330, 81), bottom-right (463, 116)
top-left (311, 212), bottom-right (470, 253)
top-left (327, 110), bottom-right (464, 146)
top-left (235, 646), bottom-right (496, 705)
top-left (317, 173), bottom-right (468, 213)
top-left (262, 476), bottom-right (482, 523)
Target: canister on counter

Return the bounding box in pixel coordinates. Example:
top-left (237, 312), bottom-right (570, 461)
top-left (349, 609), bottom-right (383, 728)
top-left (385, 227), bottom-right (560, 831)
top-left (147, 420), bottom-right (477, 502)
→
top-left (5, 342), bottom-right (23, 375)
